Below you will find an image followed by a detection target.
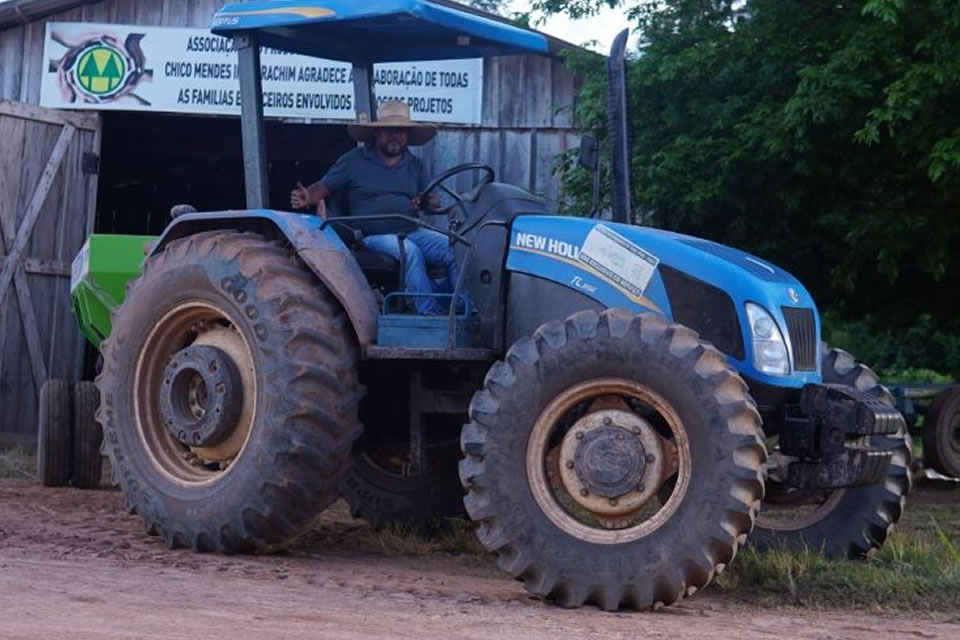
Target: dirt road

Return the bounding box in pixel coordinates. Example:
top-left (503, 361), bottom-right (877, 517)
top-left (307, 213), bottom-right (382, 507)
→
top-left (0, 480), bottom-right (956, 640)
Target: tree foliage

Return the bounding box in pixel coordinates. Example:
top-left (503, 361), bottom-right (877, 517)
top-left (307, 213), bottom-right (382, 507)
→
top-left (545, 0), bottom-right (960, 364)
top-left (465, 0), bottom-right (509, 15)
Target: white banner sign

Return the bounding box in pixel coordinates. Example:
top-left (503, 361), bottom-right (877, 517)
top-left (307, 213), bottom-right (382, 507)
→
top-left (40, 23), bottom-right (483, 124)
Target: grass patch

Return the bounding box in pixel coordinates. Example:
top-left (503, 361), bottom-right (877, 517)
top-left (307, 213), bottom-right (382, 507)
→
top-left (0, 447), bottom-right (36, 480)
top-left (346, 517), bottom-right (486, 557)
top-left (716, 487), bottom-right (960, 611)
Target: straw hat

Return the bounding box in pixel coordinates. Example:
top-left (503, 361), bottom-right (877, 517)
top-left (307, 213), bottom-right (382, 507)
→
top-left (348, 100), bottom-right (437, 146)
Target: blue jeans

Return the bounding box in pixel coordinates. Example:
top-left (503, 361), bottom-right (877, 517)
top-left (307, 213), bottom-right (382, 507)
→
top-left (362, 229), bottom-right (459, 314)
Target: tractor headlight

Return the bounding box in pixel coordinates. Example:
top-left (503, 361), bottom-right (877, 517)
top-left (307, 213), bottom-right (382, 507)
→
top-left (745, 303), bottom-right (789, 375)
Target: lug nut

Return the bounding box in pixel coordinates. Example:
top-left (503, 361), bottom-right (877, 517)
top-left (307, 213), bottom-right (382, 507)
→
top-left (580, 488), bottom-right (589, 497)
top-left (575, 431), bottom-right (584, 440)
top-left (632, 426), bottom-right (641, 435)
top-left (646, 454), bottom-right (656, 463)
top-left (603, 417), bottom-right (612, 426)
top-left (565, 460), bottom-right (574, 469)
top-left (609, 498), bottom-right (619, 506)
top-left (637, 483), bottom-right (645, 492)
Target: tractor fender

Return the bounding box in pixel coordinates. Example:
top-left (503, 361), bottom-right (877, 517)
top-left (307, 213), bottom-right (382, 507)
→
top-left (152, 210), bottom-right (378, 346)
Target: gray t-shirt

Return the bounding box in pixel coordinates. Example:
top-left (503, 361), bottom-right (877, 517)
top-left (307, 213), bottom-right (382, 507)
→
top-left (321, 145), bottom-right (430, 235)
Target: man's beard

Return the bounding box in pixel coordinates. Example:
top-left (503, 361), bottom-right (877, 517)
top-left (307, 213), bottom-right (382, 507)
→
top-left (382, 140), bottom-right (404, 157)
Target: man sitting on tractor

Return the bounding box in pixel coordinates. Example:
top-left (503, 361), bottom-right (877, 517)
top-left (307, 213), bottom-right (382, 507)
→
top-left (290, 100), bottom-right (458, 315)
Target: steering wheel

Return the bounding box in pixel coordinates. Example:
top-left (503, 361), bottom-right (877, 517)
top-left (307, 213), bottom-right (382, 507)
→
top-left (419, 162), bottom-right (495, 232)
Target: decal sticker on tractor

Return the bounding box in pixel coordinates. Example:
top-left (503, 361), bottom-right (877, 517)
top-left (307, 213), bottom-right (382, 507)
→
top-left (578, 225), bottom-right (659, 297)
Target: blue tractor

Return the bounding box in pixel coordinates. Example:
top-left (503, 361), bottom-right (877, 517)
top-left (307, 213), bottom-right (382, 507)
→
top-left (91, 0), bottom-right (910, 610)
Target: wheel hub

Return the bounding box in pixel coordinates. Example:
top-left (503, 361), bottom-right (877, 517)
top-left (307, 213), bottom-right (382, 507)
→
top-left (557, 409), bottom-right (668, 519)
top-left (573, 426), bottom-right (646, 498)
top-left (160, 344), bottom-right (243, 447)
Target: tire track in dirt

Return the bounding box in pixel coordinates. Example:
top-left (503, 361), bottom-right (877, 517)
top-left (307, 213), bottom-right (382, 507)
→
top-left (1, 480), bottom-right (957, 640)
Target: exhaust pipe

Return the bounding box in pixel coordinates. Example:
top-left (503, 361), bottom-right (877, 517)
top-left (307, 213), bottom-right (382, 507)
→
top-left (607, 29), bottom-right (631, 224)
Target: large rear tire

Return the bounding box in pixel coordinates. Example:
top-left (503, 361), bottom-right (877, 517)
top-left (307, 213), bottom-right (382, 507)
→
top-left (98, 231), bottom-right (362, 552)
top-left (751, 346), bottom-right (911, 557)
top-left (460, 310), bottom-right (766, 610)
top-left (72, 381), bottom-right (103, 489)
top-left (38, 379), bottom-right (71, 487)
top-left (923, 386), bottom-right (960, 478)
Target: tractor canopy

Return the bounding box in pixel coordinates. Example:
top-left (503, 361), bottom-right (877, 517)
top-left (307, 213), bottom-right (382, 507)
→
top-left (211, 0), bottom-right (549, 62)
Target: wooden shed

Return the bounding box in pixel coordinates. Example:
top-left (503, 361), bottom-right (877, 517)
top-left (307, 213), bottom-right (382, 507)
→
top-left (0, 0), bottom-right (584, 445)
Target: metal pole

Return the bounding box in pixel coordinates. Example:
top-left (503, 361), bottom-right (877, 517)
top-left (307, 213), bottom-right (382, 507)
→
top-left (607, 29), bottom-right (631, 224)
top-left (352, 60), bottom-right (378, 124)
top-left (236, 32), bottom-right (269, 209)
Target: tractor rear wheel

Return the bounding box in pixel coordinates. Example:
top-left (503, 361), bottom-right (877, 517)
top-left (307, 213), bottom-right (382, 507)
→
top-left (98, 231), bottom-right (362, 552)
top-left (751, 346), bottom-right (911, 557)
top-left (72, 381), bottom-right (102, 489)
top-left (38, 379), bottom-right (71, 487)
top-left (460, 310), bottom-right (765, 610)
top-left (923, 386), bottom-right (960, 478)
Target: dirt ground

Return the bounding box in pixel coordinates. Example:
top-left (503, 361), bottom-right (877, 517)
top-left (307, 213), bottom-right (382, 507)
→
top-left (0, 479), bottom-right (957, 640)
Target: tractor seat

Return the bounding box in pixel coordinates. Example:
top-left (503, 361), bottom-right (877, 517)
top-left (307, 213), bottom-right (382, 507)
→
top-left (328, 220), bottom-right (402, 289)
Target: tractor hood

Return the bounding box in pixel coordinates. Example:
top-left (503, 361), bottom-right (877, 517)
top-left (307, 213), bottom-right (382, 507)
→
top-left (506, 216), bottom-right (821, 387)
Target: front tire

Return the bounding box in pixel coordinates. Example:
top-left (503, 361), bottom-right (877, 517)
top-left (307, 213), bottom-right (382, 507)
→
top-left (751, 346), bottom-right (911, 557)
top-left (98, 231), bottom-right (362, 552)
top-left (460, 310), bottom-right (766, 610)
top-left (38, 379), bottom-right (71, 487)
top-left (72, 381), bottom-right (103, 489)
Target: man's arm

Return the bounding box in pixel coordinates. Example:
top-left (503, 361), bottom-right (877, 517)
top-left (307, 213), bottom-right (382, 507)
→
top-left (412, 158), bottom-right (442, 211)
top-left (290, 180), bottom-right (331, 210)
top-left (290, 151), bottom-right (353, 215)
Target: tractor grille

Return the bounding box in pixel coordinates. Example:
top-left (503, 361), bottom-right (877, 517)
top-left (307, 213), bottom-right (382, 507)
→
top-left (782, 307), bottom-right (817, 371)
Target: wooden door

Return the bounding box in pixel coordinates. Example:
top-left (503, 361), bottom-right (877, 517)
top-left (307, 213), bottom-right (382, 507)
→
top-left (0, 99), bottom-right (101, 447)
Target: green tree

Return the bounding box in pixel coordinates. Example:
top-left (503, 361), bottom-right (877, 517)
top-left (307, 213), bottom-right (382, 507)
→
top-left (466, 0), bottom-right (508, 15)
top-left (546, 0), bottom-right (960, 352)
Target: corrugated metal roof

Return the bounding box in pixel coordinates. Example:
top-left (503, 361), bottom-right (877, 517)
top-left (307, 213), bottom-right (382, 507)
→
top-left (0, 0), bottom-right (581, 55)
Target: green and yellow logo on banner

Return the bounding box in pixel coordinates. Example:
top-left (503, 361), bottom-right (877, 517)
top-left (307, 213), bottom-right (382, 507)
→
top-left (76, 45), bottom-right (127, 96)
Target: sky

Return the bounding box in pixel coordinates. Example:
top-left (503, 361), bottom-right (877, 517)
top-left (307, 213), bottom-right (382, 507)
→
top-left (507, 1), bottom-right (634, 52)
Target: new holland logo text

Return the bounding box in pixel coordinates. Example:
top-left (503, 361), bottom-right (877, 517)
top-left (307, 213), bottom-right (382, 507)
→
top-left (514, 232), bottom-right (581, 259)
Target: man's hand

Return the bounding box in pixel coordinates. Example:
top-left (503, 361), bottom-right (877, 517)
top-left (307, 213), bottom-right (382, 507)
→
top-left (290, 182), bottom-right (312, 210)
top-left (412, 193), bottom-right (441, 211)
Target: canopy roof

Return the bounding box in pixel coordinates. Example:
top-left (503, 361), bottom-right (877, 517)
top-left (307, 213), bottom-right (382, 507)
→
top-left (211, 0), bottom-right (550, 62)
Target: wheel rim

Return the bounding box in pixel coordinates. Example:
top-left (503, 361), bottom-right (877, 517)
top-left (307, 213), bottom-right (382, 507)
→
top-left (526, 378), bottom-right (691, 545)
top-left (133, 301), bottom-right (257, 486)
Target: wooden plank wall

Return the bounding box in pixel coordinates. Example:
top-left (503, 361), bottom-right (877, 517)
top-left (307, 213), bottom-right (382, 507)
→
top-left (0, 0), bottom-right (583, 438)
top-left (0, 0), bottom-right (582, 207)
top-left (0, 105), bottom-right (99, 436)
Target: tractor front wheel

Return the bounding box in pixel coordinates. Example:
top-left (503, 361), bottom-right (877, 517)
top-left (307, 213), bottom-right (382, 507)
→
top-left (751, 346), bottom-right (911, 557)
top-left (340, 448), bottom-right (465, 529)
top-left (460, 310), bottom-right (765, 610)
top-left (98, 231), bottom-right (362, 552)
